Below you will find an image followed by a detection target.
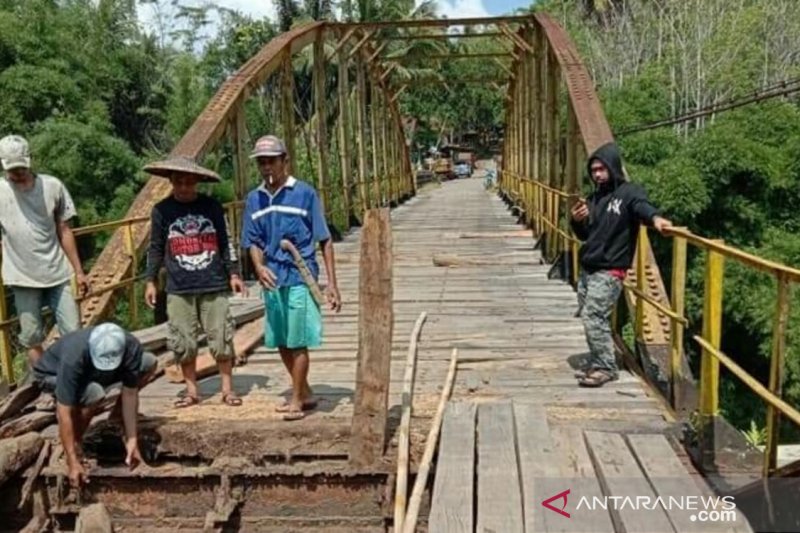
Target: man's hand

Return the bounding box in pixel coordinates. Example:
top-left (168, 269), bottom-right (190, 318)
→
top-left (571, 199), bottom-right (589, 222)
top-left (653, 216), bottom-right (673, 235)
top-left (325, 285), bottom-right (342, 313)
top-left (125, 439), bottom-right (144, 470)
top-left (75, 272), bottom-right (91, 297)
top-left (230, 275), bottom-right (246, 296)
top-left (144, 281), bottom-right (158, 309)
top-left (256, 265), bottom-right (277, 290)
top-left (67, 458), bottom-right (89, 487)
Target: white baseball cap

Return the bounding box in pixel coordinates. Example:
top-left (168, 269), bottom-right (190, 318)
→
top-left (250, 135), bottom-right (287, 158)
top-left (88, 323), bottom-right (127, 371)
top-left (0, 135), bottom-right (31, 170)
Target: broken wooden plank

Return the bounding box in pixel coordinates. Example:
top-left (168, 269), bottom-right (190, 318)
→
top-left (0, 432), bottom-right (43, 486)
top-left (164, 318), bottom-right (265, 383)
top-left (19, 440), bottom-right (51, 509)
top-left (428, 401), bottom-right (476, 533)
top-left (585, 430), bottom-right (676, 533)
top-left (350, 209), bottom-right (394, 467)
top-left (0, 412), bottom-right (54, 440)
top-left (0, 382), bottom-right (41, 423)
top-left (476, 401), bottom-right (524, 533)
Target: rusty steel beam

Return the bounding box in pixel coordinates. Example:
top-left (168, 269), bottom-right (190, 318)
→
top-left (333, 15), bottom-right (531, 29)
top-left (383, 31), bottom-right (505, 40)
top-left (385, 52), bottom-right (511, 61)
top-left (75, 22), bottom-right (325, 328)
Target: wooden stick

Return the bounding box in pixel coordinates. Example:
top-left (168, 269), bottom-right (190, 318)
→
top-left (401, 348), bottom-right (459, 533)
top-left (393, 312), bottom-right (428, 532)
top-left (0, 383), bottom-right (41, 423)
top-left (280, 239), bottom-right (326, 306)
top-left (19, 441), bottom-right (50, 509)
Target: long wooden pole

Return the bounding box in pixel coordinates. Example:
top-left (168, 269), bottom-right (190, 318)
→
top-left (337, 41), bottom-right (353, 224)
top-left (401, 348), bottom-right (459, 533)
top-left (393, 312), bottom-right (428, 533)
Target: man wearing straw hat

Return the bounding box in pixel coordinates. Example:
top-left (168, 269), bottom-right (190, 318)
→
top-left (241, 135), bottom-right (341, 421)
top-left (143, 156), bottom-right (244, 407)
top-left (0, 134), bottom-right (87, 368)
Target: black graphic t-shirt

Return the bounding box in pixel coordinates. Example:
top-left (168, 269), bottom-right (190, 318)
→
top-left (145, 194), bottom-right (238, 294)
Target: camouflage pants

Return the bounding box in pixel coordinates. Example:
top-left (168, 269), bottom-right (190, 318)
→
top-left (576, 270), bottom-right (623, 376)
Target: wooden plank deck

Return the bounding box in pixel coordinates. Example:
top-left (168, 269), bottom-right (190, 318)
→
top-left (136, 178), bottom-right (669, 444)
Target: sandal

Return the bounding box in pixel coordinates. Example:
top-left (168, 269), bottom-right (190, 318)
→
top-left (275, 399), bottom-right (317, 412)
top-left (173, 395), bottom-right (200, 408)
top-left (282, 408), bottom-right (306, 421)
top-left (222, 393), bottom-right (242, 407)
top-left (578, 369), bottom-right (618, 388)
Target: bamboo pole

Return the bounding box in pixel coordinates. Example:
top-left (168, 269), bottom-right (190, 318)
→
top-left (764, 274), bottom-right (790, 475)
top-left (393, 312), bottom-right (428, 533)
top-left (401, 348), bottom-right (459, 533)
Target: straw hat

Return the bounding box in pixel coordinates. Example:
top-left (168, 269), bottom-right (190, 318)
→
top-left (143, 156), bottom-right (221, 183)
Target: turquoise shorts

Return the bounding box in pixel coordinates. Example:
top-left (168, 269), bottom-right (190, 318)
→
top-left (263, 285), bottom-right (322, 349)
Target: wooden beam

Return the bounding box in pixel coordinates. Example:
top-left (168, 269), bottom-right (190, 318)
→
top-left (350, 208), bottom-right (393, 467)
top-left (313, 32), bottom-right (330, 216)
top-left (337, 43), bottom-right (352, 223)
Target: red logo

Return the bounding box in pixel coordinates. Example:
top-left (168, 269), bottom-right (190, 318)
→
top-left (542, 489), bottom-right (571, 518)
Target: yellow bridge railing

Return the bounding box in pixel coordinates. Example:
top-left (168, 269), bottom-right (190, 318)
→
top-left (500, 169), bottom-right (800, 477)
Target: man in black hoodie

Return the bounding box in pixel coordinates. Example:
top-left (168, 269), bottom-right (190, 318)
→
top-left (569, 142), bottom-right (672, 387)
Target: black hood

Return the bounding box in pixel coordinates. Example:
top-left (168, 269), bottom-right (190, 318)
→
top-left (587, 142), bottom-right (625, 190)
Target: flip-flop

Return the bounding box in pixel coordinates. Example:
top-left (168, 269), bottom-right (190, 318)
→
top-left (282, 409), bottom-right (305, 421)
top-left (173, 395), bottom-right (200, 408)
top-left (222, 393), bottom-right (242, 407)
top-left (276, 399), bottom-right (317, 412)
top-left (578, 370), bottom-right (617, 388)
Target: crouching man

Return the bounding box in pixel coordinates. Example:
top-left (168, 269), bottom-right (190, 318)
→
top-left (31, 322), bottom-right (156, 486)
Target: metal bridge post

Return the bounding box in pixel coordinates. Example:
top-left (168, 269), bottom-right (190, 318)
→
top-left (669, 232), bottom-right (688, 410)
top-left (337, 39), bottom-right (353, 227)
top-left (699, 246), bottom-right (724, 471)
top-left (124, 222), bottom-right (138, 329)
top-left (313, 31), bottom-right (330, 218)
top-left (764, 274), bottom-right (790, 475)
top-left (355, 57), bottom-right (369, 212)
top-left (547, 48), bottom-right (561, 262)
top-left (281, 49), bottom-right (296, 175)
top-left (369, 81), bottom-right (380, 207)
top-left (635, 227), bottom-right (648, 342)
top-left (0, 276), bottom-right (14, 385)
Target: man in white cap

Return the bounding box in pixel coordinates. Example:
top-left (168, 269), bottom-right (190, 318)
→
top-left (241, 135), bottom-right (341, 420)
top-left (0, 134), bottom-right (89, 366)
top-left (32, 322), bottom-right (157, 487)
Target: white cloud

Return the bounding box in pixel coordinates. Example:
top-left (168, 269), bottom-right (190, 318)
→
top-left (433, 0), bottom-right (491, 19)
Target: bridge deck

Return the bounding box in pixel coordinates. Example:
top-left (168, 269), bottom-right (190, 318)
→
top-left (131, 178), bottom-right (673, 461)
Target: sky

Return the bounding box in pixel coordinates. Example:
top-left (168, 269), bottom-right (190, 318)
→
top-left (138, 0), bottom-right (533, 34)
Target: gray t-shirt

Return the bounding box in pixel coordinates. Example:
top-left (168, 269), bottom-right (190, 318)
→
top-left (0, 174), bottom-right (77, 287)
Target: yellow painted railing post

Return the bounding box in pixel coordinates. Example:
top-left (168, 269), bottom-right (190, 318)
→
top-left (0, 277), bottom-right (14, 385)
top-left (124, 222), bottom-right (138, 329)
top-left (699, 246), bottom-right (725, 470)
top-left (571, 240), bottom-right (579, 286)
top-left (634, 227), bottom-right (648, 342)
top-left (764, 274), bottom-right (790, 476)
top-left (670, 230), bottom-right (688, 409)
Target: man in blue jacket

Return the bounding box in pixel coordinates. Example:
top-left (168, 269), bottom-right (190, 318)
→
top-left (241, 135), bottom-right (341, 420)
top-left (570, 142), bottom-right (672, 387)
